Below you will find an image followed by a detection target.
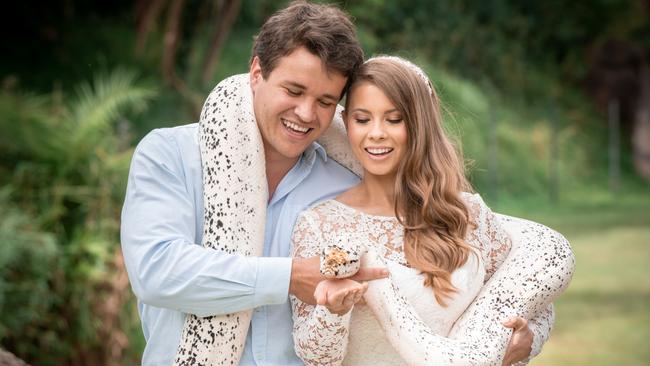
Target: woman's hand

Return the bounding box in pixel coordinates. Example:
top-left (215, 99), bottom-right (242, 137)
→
top-left (501, 317), bottom-right (533, 365)
top-left (290, 256), bottom-right (388, 305)
top-left (314, 279), bottom-right (369, 316)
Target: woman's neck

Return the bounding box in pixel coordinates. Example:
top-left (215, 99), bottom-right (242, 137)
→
top-left (338, 173), bottom-right (397, 216)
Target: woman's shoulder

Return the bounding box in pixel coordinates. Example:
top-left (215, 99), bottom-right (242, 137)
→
top-left (459, 191), bottom-right (484, 205)
top-left (459, 191), bottom-right (488, 216)
top-left (459, 192), bottom-right (498, 234)
top-left (298, 199), bottom-right (352, 223)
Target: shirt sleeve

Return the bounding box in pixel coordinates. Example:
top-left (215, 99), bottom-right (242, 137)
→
top-left (290, 211), bottom-right (352, 366)
top-left (120, 130), bottom-right (291, 317)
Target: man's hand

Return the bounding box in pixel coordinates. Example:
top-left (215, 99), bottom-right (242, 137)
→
top-left (289, 256), bottom-right (388, 305)
top-left (501, 317), bottom-right (533, 366)
top-left (314, 279), bottom-right (368, 315)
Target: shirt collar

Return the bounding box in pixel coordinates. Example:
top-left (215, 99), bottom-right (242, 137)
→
top-left (267, 142), bottom-right (327, 206)
top-left (303, 142), bottom-right (328, 166)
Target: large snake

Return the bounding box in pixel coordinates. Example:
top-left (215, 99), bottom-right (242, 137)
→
top-left (319, 214), bottom-right (575, 365)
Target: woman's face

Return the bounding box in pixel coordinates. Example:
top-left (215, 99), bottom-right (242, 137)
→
top-left (344, 82), bottom-right (408, 179)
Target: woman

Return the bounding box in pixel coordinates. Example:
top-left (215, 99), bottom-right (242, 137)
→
top-left (290, 56), bottom-right (572, 365)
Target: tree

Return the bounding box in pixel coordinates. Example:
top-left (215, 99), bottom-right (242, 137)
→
top-left (135, 0), bottom-right (242, 114)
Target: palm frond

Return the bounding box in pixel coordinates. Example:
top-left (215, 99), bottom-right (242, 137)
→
top-left (0, 91), bottom-right (66, 162)
top-left (68, 69), bottom-right (156, 163)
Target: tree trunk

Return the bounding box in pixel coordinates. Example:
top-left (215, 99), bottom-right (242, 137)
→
top-left (161, 0), bottom-right (184, 87)
top-left (201, 0), bottom-right (242, 86)
top-left (135, 0), bottom-right (166, 55)
top-left (633, 64), bottom-right (650, 179)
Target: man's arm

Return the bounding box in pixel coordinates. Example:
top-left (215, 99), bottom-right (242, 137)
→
top-left (121, 131), bottom-right (291, 317)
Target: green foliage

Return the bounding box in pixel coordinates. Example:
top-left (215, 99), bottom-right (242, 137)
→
top-left (0, 189), bottom-right (60, 359)
top-left (344, 0), bottom-right (648, 115)
top-left (0, 70), bottom-right (154, 364)
top-left (419, 60), bottom-right (597, 201)
top-left (1, 1), bottom-right (647, 363)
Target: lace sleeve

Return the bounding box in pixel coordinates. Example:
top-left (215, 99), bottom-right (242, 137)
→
top-left (364, 215), bottom-right (574, 365)
top-left (290, 211), bottom-right (352, 366)
top-left (465, 193), bottom-right (512, 281)
top-left (446, 216), bottom-right (573, 364)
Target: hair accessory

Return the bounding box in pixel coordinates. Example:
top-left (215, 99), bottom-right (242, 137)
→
top-left (367, 55), bottom-right (434, 94)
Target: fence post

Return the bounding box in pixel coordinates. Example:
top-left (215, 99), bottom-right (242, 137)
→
top-left (608, 99), bottom-right (621, 194)
top-left (549, 103), bottom-right (559, 203)
top-left (488, 105), bottom-right (499, 206)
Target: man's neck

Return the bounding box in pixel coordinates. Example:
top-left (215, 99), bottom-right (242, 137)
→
top-left (265, 152), bottom-right (300, 200)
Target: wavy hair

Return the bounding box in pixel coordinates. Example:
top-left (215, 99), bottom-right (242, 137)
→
top-left (346, 57), bottom-right (475, 305)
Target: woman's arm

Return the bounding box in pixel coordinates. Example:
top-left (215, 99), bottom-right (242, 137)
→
top-left (363, 197), bottom-right (574, 366)
top-left (466, 194), bottom-right (557, 363)
top-left (290, 211), bottom-right (355, 366)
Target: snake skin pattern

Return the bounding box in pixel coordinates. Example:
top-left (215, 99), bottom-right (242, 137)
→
top-left (291, 196), bottom-right (574, 365)
top-left (173, 73), bottom-right (362, 365)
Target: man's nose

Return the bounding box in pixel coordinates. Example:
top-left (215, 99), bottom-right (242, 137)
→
top-left (295, 99), bottom-right (316, 123)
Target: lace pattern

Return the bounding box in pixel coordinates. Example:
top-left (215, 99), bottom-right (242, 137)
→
top-left (291, 193), bottom-right (571, 365)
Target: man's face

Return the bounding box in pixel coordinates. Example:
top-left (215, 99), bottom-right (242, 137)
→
top-left (250, 47), bottom-right (347, 163)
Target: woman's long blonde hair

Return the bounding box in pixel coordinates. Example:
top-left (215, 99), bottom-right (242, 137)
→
top-left (347, 57), bottom-right (474, 306)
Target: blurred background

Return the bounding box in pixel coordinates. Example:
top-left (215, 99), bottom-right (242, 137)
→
top-left (0, 0), bottom-right (648, 365)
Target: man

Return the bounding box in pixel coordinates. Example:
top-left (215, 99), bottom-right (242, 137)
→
top-left (121, 1), bottom-right (540, 365)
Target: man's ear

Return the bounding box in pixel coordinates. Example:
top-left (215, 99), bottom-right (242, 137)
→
top-left (250, 56), bottom-right (263, 88)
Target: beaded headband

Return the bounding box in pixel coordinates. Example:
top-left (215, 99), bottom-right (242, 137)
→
top-left (366, 55), bottom-right (434, 95)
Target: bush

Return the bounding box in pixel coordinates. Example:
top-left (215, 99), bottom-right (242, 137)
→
top-left (0, 70), bottom-right (154, 365)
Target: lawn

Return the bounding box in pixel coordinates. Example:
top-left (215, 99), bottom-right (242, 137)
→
top-left (499, 188), bottom-right (650, 366)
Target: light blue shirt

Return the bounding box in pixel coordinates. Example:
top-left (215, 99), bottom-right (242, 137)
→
top-left (121, 123), bottom-right (359, 365)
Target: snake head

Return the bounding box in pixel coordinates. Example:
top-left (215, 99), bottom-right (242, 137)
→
top-left (320, 244), bottom-right (364, 279)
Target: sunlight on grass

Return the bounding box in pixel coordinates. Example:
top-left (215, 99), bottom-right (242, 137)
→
top-left (523, 193), bottom-right (650, 366)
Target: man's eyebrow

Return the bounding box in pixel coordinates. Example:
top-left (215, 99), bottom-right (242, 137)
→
top-left (284, 81), bottom-right (339, 101)
top-left (284, 81), bottom-right (306, 90)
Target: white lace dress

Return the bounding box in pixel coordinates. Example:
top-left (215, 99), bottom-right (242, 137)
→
top-left (291, 193), bottom-right (564, 366)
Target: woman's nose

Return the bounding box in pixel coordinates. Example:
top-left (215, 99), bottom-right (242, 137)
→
top-left (368, 120), bottom-right (387, 140)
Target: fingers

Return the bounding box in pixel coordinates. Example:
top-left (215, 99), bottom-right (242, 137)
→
top-left (501, 316), bottom-right (533, 365)
top-left (330, 281), bottom-right (365, 305)
top-left (314, 281), bottom-right (328, 305)
top-left (351, 267), bottom-right (389, 281)
top-left (502, 353), bottom-right (514, 366)
top-left (314, 279), bottom-right (368, 315)
top-left (340, 288), bottom-right (359, 308)
top-left (502, 316), bottom-right (528, 331)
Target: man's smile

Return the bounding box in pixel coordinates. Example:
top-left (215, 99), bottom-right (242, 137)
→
top-left (282, 118), bottom-right (312, 135)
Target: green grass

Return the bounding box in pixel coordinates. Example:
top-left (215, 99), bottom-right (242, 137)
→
top-left (497, 187), bottom-right (650, 366)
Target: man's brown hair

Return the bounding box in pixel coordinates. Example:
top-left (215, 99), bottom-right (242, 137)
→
top-left (251, 0), bottom-right (363, 96)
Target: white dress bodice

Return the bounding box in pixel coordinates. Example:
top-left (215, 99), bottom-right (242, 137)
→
top-left (345, 248), bottom-right (484, 365)
top-left (291, 193), bottom-right (569, 366)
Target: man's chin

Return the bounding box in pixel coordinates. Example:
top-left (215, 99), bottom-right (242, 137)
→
top-left (268, 143), bottom-right (311, 161)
